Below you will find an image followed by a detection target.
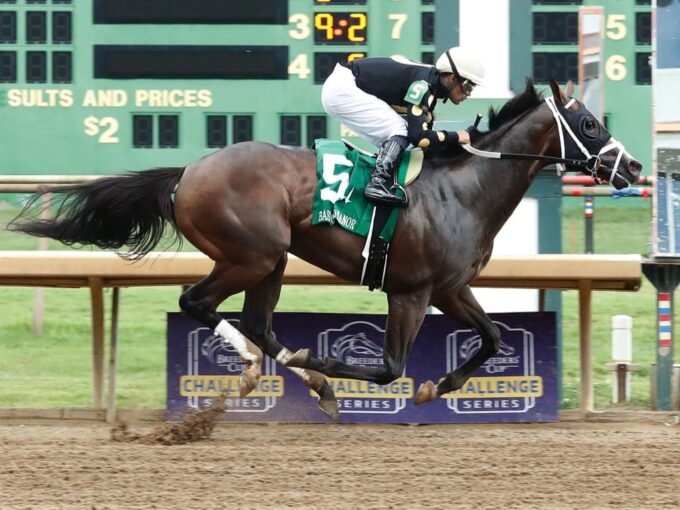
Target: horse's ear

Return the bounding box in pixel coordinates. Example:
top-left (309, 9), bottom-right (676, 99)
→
top-left (564, 80), bottom-right (575, 98)
top-left (549, 79), bottom-right (565, 103)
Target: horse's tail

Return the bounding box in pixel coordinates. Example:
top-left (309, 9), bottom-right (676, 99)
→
top-left (8, 167), bottom-right (185, 259)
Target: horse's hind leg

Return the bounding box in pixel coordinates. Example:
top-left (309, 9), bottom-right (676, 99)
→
top-left (179, 262), bottom-right (270, 397)
top-left (414, 285), bottom-right (500, 404)
top-left (239, 254), bottom-right (339, 421)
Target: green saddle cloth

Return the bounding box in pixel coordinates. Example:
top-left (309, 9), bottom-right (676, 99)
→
top-left (312, 139), bottom-right (412, 243)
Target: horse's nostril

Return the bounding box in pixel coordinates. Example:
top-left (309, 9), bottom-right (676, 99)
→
top-left (629, 160), bottom-right (642, 173)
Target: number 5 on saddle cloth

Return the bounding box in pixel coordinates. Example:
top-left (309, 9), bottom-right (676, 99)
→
top-left (311, 138), bottom-right (424, 291)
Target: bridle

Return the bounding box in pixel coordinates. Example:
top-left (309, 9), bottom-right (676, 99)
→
top-left (461, 96), bottom-right (630, 185)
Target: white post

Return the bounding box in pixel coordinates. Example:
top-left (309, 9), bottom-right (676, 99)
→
top-left (611, 315), bottom-right (633, 402)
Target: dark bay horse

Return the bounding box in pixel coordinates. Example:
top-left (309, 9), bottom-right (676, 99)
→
top-left (10, 80), bottom-right (641, 419)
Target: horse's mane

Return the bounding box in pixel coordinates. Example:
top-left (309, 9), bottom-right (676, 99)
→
top-left (486, 79), bottom-right (544, 132)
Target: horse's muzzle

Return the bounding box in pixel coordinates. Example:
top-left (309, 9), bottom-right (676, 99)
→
top-left (628, 159), bottom-right (643, 176)
top-left (607, 157), bottom-right (642, 190)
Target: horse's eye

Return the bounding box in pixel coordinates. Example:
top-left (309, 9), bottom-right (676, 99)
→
top-left (581, 116), bottom-right (600, 138)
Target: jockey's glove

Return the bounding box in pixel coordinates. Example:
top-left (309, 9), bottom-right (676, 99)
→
top-left (465, 125), bottom-right (482, 143)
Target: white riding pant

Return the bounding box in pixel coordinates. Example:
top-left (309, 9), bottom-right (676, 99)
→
top-left (321, 64), bottom-right (408, 148)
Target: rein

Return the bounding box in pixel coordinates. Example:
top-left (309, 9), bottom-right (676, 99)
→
top-left (461, 97), bottom-right (627, 181)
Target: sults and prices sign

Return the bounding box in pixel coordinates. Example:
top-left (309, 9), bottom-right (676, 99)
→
top-left (167, 312), bottom-right (558, 423)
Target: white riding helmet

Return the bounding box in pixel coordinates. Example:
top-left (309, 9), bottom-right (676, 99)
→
top-left (435, 46), bottom-right (486, 86)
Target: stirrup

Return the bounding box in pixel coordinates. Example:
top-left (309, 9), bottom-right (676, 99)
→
top-left (389, 182), bottom-right (409, 207)
top-left (364, 185), bottom-right (408, 207)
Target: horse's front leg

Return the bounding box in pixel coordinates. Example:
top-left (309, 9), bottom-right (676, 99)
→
top-left (239, 255), bottom-right (340, 421)
top-left (414, 284), bottom-right (500, 404)
top-left (284, 290), bottom-right (430, 385)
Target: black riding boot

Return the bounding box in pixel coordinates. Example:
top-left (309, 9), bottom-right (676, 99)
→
top-left (364, 138), bottom-right (408, 207)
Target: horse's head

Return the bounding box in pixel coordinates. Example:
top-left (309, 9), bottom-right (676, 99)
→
top-left (548, 79), bottom-right (642, 189)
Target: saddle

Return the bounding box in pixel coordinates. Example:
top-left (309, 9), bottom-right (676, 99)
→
top-left (341, 139), bottom-right (424, 185)
top-left (312, 138), bottom-right (425, 290)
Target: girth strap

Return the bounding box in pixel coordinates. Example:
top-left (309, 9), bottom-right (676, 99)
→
top-left (360, 205), bottom-right (392, 291)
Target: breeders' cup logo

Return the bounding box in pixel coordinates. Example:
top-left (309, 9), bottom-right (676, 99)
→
top-left (330, 332), bottom-right (383, 365)
top-left (318, 321), bottom-right (414, 414)
top-left (180, 321), bottom-right (281, 414)
top-left (446, 321), bottom-right (543, 414)
top-left (200, 332), bottom-right (243, 369)
top-left (458, 336), bottom-right (519, 374)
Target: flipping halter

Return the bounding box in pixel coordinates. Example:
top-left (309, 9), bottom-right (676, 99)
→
top-left (461, 96), bottom-right (629, 185)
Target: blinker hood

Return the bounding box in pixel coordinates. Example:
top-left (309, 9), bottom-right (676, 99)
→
top-left (554, 99), bottom-right (612, 160)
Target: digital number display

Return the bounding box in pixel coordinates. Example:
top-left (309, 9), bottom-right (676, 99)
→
top-left (0, 51), bottom-right (17, 83)
top-left (533, 12), bottom-right (578, 45)
top-left (314, 12), bottom-right (367, 44)
top-left (533, 52), bottom-right (578, 84)
top-left (94, 45), bottom-right (288, 79)
top-left (635, 12), bottom-right (651, 45)
top-left (94, 0), bottom-right (288, 24)
top-left (314, 51), bottom-right (365, 84)
top-left (635, 51), bottom-right (651, 85)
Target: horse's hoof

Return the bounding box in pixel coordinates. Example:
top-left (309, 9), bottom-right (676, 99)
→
top-left (414, 380), bottom-right (438, 405)
top-left (318, 398), bottom-right (340, 422)
top-left (239, 367), bottom-right (261, 398)
top-left (285, 348), bottom-right (311, 367)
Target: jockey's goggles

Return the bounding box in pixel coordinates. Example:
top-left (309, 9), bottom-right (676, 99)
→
top-left (459, 79), bottom-right (476, 95)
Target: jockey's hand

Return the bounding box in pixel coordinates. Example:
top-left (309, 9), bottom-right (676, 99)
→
top-left (457, 130), bottom-right (471, 145)
top-left (465, 125), bottom-right (481, 142)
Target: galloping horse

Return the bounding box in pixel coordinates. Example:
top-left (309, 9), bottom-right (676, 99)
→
top-left (10, 80), bottom-right (641, 420)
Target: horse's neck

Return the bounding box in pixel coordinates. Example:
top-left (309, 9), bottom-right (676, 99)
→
top-left (462, 104), bottom-right (558, 237)
top-left (490, 103), bottom-right (559, 164)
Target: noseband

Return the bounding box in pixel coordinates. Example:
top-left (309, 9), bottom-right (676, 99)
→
top-left (544, 96), bottom-right (627, 183)
top-left (462, 97), bottom-right (628, 184)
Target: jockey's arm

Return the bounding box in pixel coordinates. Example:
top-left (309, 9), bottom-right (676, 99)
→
top-left (405, 91), bottom-right (469, 150)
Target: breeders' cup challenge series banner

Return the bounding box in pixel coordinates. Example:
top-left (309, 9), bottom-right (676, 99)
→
top-left (167, 312), bottom-right (558, 423)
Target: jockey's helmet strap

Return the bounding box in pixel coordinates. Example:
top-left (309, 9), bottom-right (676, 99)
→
top-left (443, 50), bottom-right (462, 93)
top-left (445, 50), bottom-right (460, 79)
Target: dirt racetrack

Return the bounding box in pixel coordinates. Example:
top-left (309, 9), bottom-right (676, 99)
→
top-left (1, 417), bottom-right (679, 510)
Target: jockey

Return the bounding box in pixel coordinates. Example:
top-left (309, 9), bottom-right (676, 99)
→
top-left (321, 47), bottom-right (486, 207)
